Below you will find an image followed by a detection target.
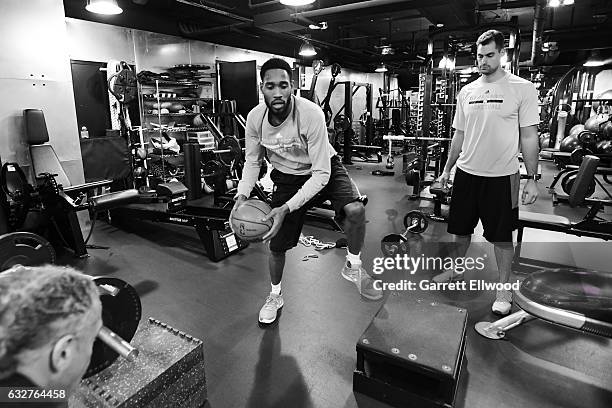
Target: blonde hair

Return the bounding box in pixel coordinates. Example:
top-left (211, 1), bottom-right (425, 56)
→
top-left (0, 265), bottom-right (99, 379)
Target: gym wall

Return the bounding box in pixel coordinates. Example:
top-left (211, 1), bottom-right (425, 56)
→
top-left (0, 0), bottom-right (84, 184)
top-left (66, 18), bottom-right (296, 97)
top-left (593, 69), bottom-right (612, 97)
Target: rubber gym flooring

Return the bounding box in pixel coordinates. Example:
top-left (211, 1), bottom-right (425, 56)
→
top-left (64, 158), bottom-right (612, 408)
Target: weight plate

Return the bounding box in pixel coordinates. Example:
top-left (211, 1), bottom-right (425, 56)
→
top-left (0, 232), bottom-right (56, 272)
top-left (381, 234), bottom-right (408, 257)
top-left (85, 277), bottom-right (142, 378)
top-left (403, 210), bottom-right (428, 234)
top-left (202, 160), bottom-right (226, 187)
top-left (334, 114), bottom-right (351, 131)
top-left (561, 173), bottom-right (595, 197)
top-left (218, 136), bottom-right (243, 167)
top-left (569, 147), bottom-right (593, 166)
top-left (577, 130), bottom-right (597, 145)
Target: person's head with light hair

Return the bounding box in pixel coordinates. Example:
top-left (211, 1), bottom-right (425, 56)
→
top-left (0, 265), bottom-right (102, 393)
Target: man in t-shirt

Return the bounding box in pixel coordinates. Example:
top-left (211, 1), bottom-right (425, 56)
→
top-left (233, 58), bottom-right (382, 325)
top-left (435, 30), bottom-right (540, 315)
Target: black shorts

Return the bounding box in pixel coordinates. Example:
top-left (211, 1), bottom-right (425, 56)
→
top-left (269, 155), bottom-right (360, 252)
top-left (448, 167), bottom-right (520, 243)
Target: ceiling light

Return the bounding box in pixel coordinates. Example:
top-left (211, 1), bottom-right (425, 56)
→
top-left (584, 51), bottom-right (605, 67)
top-left (375, 63), bottom-right (388, 73)
top-left (308, 22), bottom-right (328, 30)
top-left (562, 0), bottom-right (574, 5)
top-left (280, 0), bottom-right (315, 6)
top-left (299, 41), bottom-right (317, 57)
top-left (548, 0), bottom-right (561, 7)
top-left (436, 23), bottom-right (444, 28)
top-left (381, 46), bottom-right (394, 55)
top-left (438, 56), bottom-right (455, 70)
top-left (85, 0), bottom-right (123, 15)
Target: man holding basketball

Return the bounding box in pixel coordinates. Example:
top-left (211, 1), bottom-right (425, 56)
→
top-left (233, 58), bottom-right (382, 324)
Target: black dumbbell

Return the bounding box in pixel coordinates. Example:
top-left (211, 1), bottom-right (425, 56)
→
top-left (381, 210), bottom-right (428, 256)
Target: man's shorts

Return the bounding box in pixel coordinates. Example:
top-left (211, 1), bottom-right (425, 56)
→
top-left (448, 167), bottom-right (520, 243)
top-left (269, 155), bottom-right (360, 252)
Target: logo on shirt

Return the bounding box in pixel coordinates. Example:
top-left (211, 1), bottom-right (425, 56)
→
top-left (467, 90), bottom-right (504, 110)
top-left (261, 131), bottom-right (305, 153)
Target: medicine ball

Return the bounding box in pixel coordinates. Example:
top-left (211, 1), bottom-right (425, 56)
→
top-left (602, 121), bottom-right (612, 140)
top-left (559, 135), bottom-right (580, 152)
top-left (569, 124), bottom-right (585, 136)
top-left (585, 113), bottom-right (610, 133)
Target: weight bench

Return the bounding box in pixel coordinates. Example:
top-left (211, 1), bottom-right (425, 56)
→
top-left (24, 109), bottom-right (114, 198)
top-left (548, 162), bottom-right (612, 207)
top-left (515, 155), bottom-right (612, 257)
top-left (477, 155), bottom-right (612, 340)
top-left (337, 144), bottom-right (383, 163)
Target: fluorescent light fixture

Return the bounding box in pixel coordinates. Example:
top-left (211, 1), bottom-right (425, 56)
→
top-left (309, 22), bottom-right (327, 30)
top-left (280, 0), bottom-right (315, 6)
top-left (548, 0), bottom-right (574, 6)
top-left (584, 51), bottom-right (605, 67)
top-left (299, 41), bottom-right (317, 57)
top-left (85, 0), bottom-right (123, 15)
top-left (381, 46), bottom-right (394, 55)
top-left (375, 63), bottom-right (388, 73)
top-left (438, 56), bottom-right (455, 70)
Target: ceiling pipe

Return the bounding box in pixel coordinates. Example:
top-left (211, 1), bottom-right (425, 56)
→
top-left (291, 0), bottom-right (414, 19)
top-left (175, 0), bottom-right (253, 23)
top-left (525, 0), bottom-right (547, 66)
top-left (178, 21), bottom-right (252, 36)
top-left (248, 0), bottom-right (279, 8)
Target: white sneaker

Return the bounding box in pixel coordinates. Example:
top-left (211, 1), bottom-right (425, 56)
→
top-left (492, 289), bottom-right (513, 316)
top-left (259, 293), bottom-right (283, 324)
top-left (341, 261), bottom-right (383, 301)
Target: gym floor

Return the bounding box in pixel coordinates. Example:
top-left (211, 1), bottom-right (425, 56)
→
top-left (64, 158), bottom-right (612, 408)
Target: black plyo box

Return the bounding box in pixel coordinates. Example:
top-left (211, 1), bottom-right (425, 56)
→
top-left (354, 296), bottom-right (467, 408)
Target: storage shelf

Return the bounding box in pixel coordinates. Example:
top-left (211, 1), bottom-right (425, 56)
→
top-left (142, 127), bottom-right (208, 132)
top-left (139, 80), bottom-right (203, 87)
top-left (144, 112), bottom-right (201, 116)
top-left (142, 97), bottom-right (214, 102)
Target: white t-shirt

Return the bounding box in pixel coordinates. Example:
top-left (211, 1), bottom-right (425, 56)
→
top-left (237, 95), bottom-right (336, 212)
top-left (452, 72), bottom-right (539, 177)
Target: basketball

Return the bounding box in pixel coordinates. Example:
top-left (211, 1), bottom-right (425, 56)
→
top-left (230, 199), bottom-right (273, 242)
